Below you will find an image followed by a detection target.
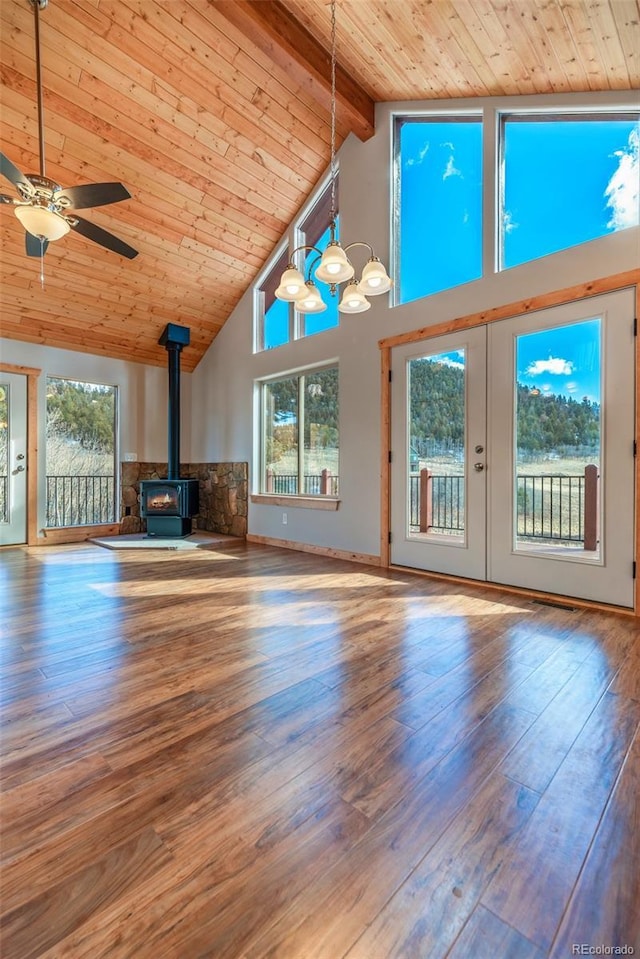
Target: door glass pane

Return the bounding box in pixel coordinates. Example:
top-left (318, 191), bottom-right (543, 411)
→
top-left (514, 318), bottom-right (601, 558)
top-left (408, 350), bottom-right (466, 538)
top-left (0, 383), bottom-right (8, 523)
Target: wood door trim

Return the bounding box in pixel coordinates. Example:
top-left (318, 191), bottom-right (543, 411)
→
top-left (380, 271), bottom-right (639, 615)
top-left (379, 270), bottom-right (639, 350)
top-left (0, 363), bottom-right (40, 546)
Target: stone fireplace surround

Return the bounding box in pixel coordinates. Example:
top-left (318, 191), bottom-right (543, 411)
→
top-left (120, 462), bottom-right (248, 537)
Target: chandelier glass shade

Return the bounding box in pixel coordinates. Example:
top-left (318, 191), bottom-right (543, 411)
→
top-left (338, 283), bottom-right (371, 314)
top-left (358, 256), bottom-right (392, 295)
top-left (15, 204), bottom-right (70, 241)
top-left (274, 265), bottom-right (306, 301)
top-left (273, 0), bottom-right (391, 317)
top-left (297, 281), bottom-right (327, 313)
top-left (315, 241), bottom-right (354, 284)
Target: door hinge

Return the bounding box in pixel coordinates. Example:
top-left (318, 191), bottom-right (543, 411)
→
top-left (388, 449), bottom-right (392, 463)
top-left (634, 317), bottom-right (638, 337)
top-left (634, 440), bottom-right (637, 457)
top-left (388, 369), bottom-right (393, 383)
top-left (633, 561), bottom-right (636, 580)
top-left (388, 531), bottom-right (392, 544)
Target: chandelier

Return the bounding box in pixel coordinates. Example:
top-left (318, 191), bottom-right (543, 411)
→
top-left (275, 0), bottom-right (392, 315)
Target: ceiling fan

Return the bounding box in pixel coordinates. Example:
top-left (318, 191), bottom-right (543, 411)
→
top-left (0, 0), bottom-right (138, 259)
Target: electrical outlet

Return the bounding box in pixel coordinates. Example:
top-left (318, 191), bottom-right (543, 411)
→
top-left (123, 452), bottom-right (137, 462)
top-left (282, 512), bottom-right (287, 525)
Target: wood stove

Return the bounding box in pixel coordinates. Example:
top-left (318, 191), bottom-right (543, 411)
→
top-left (139, 323), bottom-right (199, 537)
top-left (140, 478), bottom-right (199, 537)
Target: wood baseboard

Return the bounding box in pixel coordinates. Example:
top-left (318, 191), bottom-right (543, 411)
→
top-left (246, 533), bottom-right (380, 567)
top-left (37, 524), bottom-right (121, 545)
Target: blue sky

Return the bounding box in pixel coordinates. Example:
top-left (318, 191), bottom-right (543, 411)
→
top-left (502, 118), bottom-right (639, 268)
top-left (399, 115), bottom-right (638, 401)
top-left (435, 316), bottom-right (601, 404)
top-left (516, 319), bottom-right (601, 404)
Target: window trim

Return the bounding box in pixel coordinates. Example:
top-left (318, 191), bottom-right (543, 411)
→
top-left (250, 493), bottom-right (339, 510)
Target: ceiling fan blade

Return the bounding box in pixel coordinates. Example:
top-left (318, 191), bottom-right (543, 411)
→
top-left (25, 232), bottom-right (49, 257)
top-left (1, 152), bottom-right (30, 191)
top-left (55, 182), bottom-right (132, 210)
top-left (70, 215), bottom-right (138, 259)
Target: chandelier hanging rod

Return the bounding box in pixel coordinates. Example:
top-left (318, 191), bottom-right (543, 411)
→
top-left (273, 0), bottom-right (392, 317)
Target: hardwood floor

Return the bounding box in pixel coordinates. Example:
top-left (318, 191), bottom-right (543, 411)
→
top-left (1, 540), bottom-right (638, 959)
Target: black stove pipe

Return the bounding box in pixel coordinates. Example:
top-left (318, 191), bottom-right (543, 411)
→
top-left (159, 323), bottom-right (190, 481)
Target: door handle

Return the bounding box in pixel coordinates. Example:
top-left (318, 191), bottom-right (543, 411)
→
top-left (16, 453), bottom-right (25, 460)
top-left (474, 462), bottom-right (485, 472)
top-left (13, 465), bottom-right (25, 474)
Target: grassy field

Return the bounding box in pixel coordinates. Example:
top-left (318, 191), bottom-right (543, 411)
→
top-left (418, 453), bottom-right (599, 477)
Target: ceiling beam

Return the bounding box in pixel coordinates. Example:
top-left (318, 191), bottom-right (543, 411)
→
top-left (214, 0), bottom-right (375, 142)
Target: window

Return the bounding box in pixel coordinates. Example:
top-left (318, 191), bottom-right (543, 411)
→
top-left (394, 116), bottom-right (483, 305)
top-left (500, 112), bottom-right (639, 269)
top-left (261, 365), bottom-right (339, 496)
top-left (45, 376), bottom-right (117, 527)
top-left (255, 178), bottom-right (341, 351)
top-left (297, 180), bottom-right (340, 337)
top-left (256, 247), bottom-right (292, 351)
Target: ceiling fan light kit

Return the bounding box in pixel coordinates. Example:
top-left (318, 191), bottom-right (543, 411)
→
top-left (274, 0), bottom-right (391, 316)
top-left (0, 0), bottom-right (138, 260)
top-left (15, 202), bottom-right (69, 241)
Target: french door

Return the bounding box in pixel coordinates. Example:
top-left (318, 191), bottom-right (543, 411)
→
top-left (390, 289), bottom-right (636, 608)
top-left (0, 372), bottom-right (28, 546)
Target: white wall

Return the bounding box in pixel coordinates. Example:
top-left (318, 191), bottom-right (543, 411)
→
top-left (191, 90), bottom-right (639, 559)
top-left (0, 338), bottom-right (191, 535)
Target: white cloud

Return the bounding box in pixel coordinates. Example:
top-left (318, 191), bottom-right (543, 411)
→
top-left (605, 126), bottom-right (639, 231)
top-left (502, 210), bottom-right (518, 234)
top-left (565, 381), bottom-right (579, 393)
top-left (443, 155), bottom-right (461, 180)
top-left (407, 143), bottom-right (430, 167)
top-left (526, 356), bottom-right (574, 376)
top-left (435, 356), bottom-right (465, 370)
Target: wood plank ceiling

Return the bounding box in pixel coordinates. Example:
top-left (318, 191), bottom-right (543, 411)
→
top-left (1, 0), bottom-right (638, 371)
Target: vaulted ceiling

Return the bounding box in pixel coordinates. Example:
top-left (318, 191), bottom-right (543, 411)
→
top-left (1, 0), bottom-right (638, 371)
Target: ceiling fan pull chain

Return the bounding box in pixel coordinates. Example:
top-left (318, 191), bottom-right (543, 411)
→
top-left (39, 237), bottom-right (45, 289)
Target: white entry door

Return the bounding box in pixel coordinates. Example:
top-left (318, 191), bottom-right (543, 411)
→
top-left (390, 289), bottom-right (636, 608)
top-left (0, 373), bottom-right (28, 546)
top-left (487, 289), bottom-right (635, 608)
